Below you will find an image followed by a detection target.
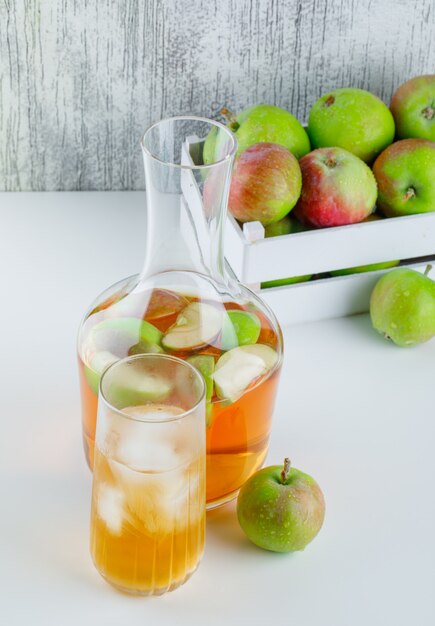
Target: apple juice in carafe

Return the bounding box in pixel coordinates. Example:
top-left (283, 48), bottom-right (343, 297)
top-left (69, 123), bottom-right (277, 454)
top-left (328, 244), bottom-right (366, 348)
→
top-left (78, 117), bottom-right (283, 508)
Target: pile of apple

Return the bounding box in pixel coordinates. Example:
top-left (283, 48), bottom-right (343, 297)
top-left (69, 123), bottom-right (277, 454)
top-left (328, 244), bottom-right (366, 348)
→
top-left (202, 77), bottom-right (435, 554)
top-left (207, 75), bottom-right (435, 286)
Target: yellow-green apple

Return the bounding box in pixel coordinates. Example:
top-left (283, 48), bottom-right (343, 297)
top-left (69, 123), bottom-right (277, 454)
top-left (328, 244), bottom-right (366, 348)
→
top-left (373, 139), bottom-right (435, 217)
top-left (237, 458), bottom-right (325, 552)
top-left (228, 143), bottom-right (302, 225)
top-left (264, 215), bottom-right (308, 237)
top-left (204, 104), bottom-right (311, 161)
top-left (294, 147), bottom-right (377, 227)
top-left (308, 88), bottom-right (395, 162)
top-left (370, 266), bottom-right (435, 346)
top-left (261, 275), bottom-right (312, 288)
top-left (390, 75), bottom-right (435, 141)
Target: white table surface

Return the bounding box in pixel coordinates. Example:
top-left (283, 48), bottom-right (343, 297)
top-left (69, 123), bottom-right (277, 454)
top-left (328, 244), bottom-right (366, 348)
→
top-left (1, 192), bottom-right (434, 626)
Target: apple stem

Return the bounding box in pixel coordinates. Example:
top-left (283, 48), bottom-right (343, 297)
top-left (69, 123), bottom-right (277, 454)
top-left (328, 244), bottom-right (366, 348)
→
top-left (403, 187), bottom-right (416, 201)
top-left (280, 458), bottom-right (291, 483)
top-left (323, 95), bottom-right (335, 107)
top-left (424, 264), bottom-right (432, 277)
top-left (422, 106), bottom-right (434, 121)
top-left (220, 107), bottom-right (239, 132)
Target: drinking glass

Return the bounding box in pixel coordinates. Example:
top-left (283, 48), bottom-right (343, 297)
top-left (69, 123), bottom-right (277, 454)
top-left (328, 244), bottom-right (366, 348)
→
top-left (90, 354), bottom-right (206, 595)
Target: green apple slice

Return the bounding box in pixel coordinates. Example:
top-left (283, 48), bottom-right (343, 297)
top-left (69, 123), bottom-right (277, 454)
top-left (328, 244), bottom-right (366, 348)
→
top-left (187, 355), bottom-right (215, 425)
top-left (128, 341), bottom-right (164, 356)
top-left (162, 302), bottom-right (223, 351)
top-left (187, 355), bottom-right (215, 401)
top-left (104, 365), bottom-right (172, 408)
top-left (91, 317), bottom-right (163, 355)
top-left (221, 310), bottom-right (261, 350)
top-left (84, 350), bottom-right (118, 395)
top-left (213, 344), bottom-right (278, 402)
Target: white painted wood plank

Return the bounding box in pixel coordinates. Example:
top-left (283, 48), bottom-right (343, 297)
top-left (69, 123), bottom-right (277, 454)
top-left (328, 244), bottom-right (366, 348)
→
top-left (260, 260), bottom-right (435, 326)
top-left (228, 213), bottom-right (435, 283)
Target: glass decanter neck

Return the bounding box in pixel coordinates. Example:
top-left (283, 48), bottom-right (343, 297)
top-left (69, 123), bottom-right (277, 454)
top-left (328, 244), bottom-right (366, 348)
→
top-left (140, 120), bottom-right (236, 285)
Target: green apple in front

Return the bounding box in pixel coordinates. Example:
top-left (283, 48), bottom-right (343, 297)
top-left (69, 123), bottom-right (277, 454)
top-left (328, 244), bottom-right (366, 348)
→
top-left (370, 266), bottom-right (435, 346)
top-left (237, 458), bottom-right (325, 552)
top-left (390, 75), bottom-right (435, 141)
top-left (373, 139), bottom-right (435, 216)
top-left (308, 88), bottom-right (395, 162)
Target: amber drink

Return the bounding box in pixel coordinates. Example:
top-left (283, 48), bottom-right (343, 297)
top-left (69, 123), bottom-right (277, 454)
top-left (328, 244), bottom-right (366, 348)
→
top-left (90, 355), bottom-right (206, 595)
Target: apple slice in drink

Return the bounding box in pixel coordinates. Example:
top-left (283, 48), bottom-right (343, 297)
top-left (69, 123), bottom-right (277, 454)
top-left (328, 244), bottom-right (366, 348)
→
top-left (221, 310), bottom-right (261, 350)
top-left (162, 302), bottom-right (223, 351)
top-left (213, 344), bottom-right (278, 402)
top-left (104, 363), bottom-right (173, 408)
top-left (144, 289), bottom-right (189, 324)
top-left (128, 341), bottom-right (164, 356)
top-left (91, 317), bottom-right (163, 354)
top-left (84, 350), bottom-right (118, 394)
top-left (187, 355), bottom-right (215, 425)
top-left (83, 318), bottom-right (163, 394)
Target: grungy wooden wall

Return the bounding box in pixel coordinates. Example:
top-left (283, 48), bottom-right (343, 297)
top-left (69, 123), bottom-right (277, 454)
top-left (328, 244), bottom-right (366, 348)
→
top-left (1, 0), bottom-right (434, 191)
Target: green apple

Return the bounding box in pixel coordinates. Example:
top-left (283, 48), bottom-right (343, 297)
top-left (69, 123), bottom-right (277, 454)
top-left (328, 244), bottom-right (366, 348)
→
top-left (84, 351), bottom-right (118, 395)
top-left (213, 344), bottom-right (278, 402)
top-left (217, 104), bottom-right (310, 159)
top-left (102, 360), bottom-right (172, 408)
top-left (162, 302), bottom-right (223, 351)
top-left (83, 318), bottom-right (163, 395)
top-left (373, 138), bottom-right (435, 217)
top-left (308, 88), bottom-right (395, 163)
top-left (220, 310), bottom-right (261, 351)
top-left (390, 75), bottom-right (435, 141)
top-left (261, 275), bottom-right (312, 289)
top-left (203, 126), bottom-right (219, 165)
top-left (187, 355), bottom-right (215, 426)
top-left (237, 458), bottom-right (325, 552)
top-left (90, 317), bottom-right (163, 355)
top-left (370, 265), bottom-right (435, 346)
top-left (186, 355), bottom-right (214, 403)
top-left (264, 215), bottom-right (308, 237)
top-left (127, 341), bottom-right (164, 356)
top-left (331, 260), bottom-right (399, 277)
top-left (203, 125), bottom-right (236, 165)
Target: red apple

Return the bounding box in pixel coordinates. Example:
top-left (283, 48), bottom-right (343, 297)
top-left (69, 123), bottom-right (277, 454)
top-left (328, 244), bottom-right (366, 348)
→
top-left (294, 147), bottom-right (377, 228)
top-left (228, 143), bottom-right (302, 226)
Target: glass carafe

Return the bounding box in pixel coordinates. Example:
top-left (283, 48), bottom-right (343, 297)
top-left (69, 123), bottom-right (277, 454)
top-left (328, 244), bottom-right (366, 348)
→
top-left (78, 117), bottom-right (283, 508)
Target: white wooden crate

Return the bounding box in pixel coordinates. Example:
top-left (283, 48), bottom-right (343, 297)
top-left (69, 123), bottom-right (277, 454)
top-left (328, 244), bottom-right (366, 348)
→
top-left (182, 135), bottom-right (435, 326)
top-left (225, 215), bottom-right (435, 325)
